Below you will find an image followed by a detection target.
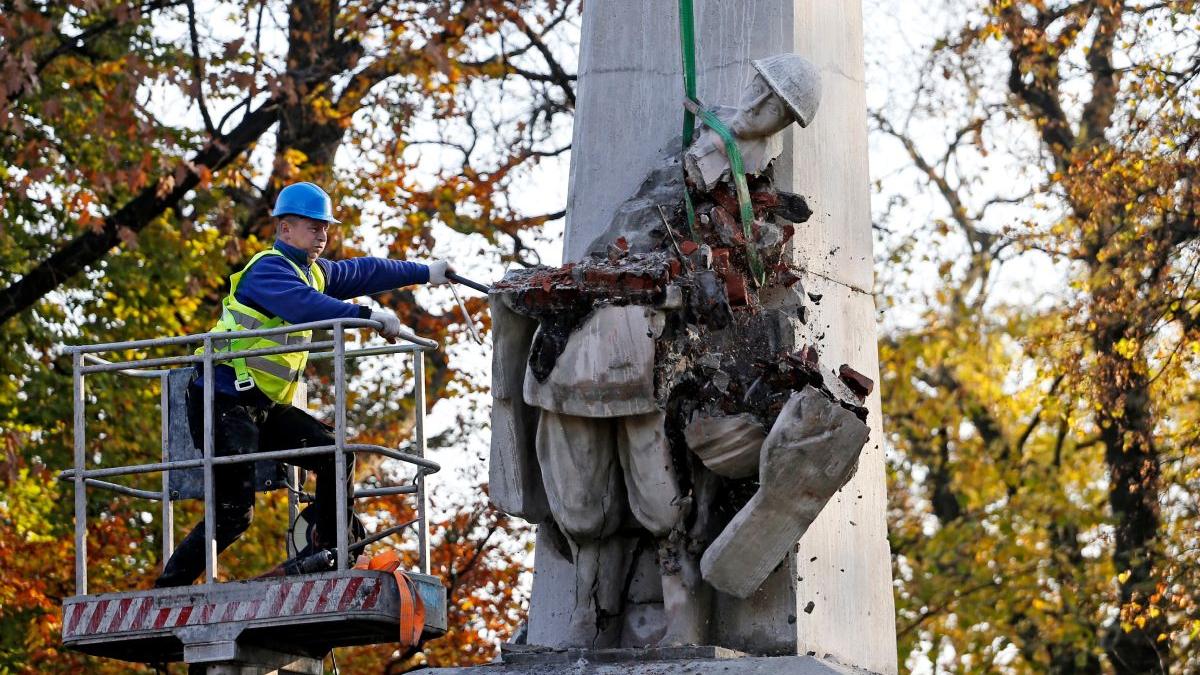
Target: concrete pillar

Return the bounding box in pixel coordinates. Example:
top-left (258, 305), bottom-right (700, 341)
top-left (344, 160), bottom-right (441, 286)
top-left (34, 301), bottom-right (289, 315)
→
top-left (541, 1), bottom-right (896, 672)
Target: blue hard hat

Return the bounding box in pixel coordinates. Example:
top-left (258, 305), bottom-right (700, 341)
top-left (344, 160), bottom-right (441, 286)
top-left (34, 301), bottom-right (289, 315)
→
top-left (271, 182), bottom-right (340, 223)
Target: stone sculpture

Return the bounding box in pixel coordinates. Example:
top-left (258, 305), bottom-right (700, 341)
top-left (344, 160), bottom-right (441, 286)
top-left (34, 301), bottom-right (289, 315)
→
top-left (582, 53), bottom-right (821, 260)
top-left (488, 54), bottom-right (870, 652)
top-left (684, 53), bottom-right (822, 191)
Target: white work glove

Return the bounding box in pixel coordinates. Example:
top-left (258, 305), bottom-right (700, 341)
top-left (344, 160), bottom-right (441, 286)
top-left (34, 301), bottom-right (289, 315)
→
top-left (427, 260), bottom-right (453, 285)
top-left (370, 309), bottom-right (403, 342)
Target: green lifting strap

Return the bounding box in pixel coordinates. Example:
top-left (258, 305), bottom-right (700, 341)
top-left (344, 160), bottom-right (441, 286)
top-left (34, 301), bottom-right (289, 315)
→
top-left (678, 0), bottom-right (700, 243)
top-left (677, 0), bottom-right (767, 287)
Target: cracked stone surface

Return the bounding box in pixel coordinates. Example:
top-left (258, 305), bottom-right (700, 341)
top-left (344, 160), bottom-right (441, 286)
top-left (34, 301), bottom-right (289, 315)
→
top-left (701, 389), bottom-right (869, 598)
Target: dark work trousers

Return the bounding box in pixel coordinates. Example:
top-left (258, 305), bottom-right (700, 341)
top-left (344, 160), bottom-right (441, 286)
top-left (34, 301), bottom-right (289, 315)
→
top-left (154, 387), bottom-right (354, 587)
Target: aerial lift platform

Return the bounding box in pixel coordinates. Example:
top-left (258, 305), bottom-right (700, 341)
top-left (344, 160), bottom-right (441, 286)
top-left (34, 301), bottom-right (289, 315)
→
top-left (58, 318), bottom-right (448, 673)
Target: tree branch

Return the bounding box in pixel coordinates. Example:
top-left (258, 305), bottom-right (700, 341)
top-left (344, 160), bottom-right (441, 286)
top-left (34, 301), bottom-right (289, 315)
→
top-left (1079, 0), bottom-right (1124, 148)
top-left (0, 98), bottom-right (282, 325)
top-left (185, 0), bottom-right (216, 136)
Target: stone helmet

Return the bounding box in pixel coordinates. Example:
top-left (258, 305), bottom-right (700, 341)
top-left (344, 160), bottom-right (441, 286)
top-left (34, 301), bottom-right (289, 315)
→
top-left (751, 53), bottom-right (823, 128)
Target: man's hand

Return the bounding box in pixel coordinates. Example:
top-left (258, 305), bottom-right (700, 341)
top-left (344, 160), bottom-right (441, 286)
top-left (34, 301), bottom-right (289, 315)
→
top-left (370, 309), bottom-right (403, 342)
top-left (427, 260), bottom-right (454, 285)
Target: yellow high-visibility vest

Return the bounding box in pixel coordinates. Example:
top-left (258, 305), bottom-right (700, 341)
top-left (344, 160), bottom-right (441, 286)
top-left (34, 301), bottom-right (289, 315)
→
top-left (198, 248), bottom-right (326, 404)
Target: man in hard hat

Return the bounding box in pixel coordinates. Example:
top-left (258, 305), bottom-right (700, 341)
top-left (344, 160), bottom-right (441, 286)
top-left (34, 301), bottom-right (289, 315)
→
top-left (155, 181), bottom-right (452, 587)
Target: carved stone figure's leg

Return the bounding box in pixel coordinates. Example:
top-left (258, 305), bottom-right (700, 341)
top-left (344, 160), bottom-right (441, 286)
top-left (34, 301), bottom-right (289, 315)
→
top-left (566, 535), bottom-right (634, 648)
top-left (658, 529), bottom-right (713, 647)
top-left (616, 411), bottom-right (685, 536)
top-left (619, 539), bottom-right (667, 647)
top-left (615, 412), bottom-right (710, 645)
top-left (535, 410), bottom-right (626, 645)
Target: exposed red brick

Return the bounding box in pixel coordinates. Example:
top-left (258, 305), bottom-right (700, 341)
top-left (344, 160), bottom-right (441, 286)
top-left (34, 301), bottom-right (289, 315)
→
top-left (711, 205), bottom-right (736, 236)
top-left (623, 275), bottom-right (652, 292)
top-left (712, 186), bottom-right (739, 215)
top-left (773, 266), bottom-right (801, 288)
top-left (751, 190), bottom-right (780, 213)
top-left (614, 236), bottom-right (629, 252)
top-left (668, 258), bottom-right (682, 278)
top-left (712, 248), bottom-right (731, 273)
top-left (724, 271), bottom-right (748, 306)
top-left (838, 365), bottom-right (874, 399)
top-left (778, 223), bottom-right (795, 244)
top-left (679, 240), bottom-right (699, 255)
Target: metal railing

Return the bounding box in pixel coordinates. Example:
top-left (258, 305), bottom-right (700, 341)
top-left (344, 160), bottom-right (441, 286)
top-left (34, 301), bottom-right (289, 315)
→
top-left (59, 318), bottom-right (441, 595)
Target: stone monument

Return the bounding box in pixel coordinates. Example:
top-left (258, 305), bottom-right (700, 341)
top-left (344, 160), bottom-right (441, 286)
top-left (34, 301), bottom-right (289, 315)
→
top-left (447, 2), bottom-right (896, 674)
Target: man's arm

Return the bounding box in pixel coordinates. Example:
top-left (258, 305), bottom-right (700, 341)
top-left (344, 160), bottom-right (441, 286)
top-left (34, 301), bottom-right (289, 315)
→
top-left (237, 257), bottom-right (372, 324)
top-left (317, 257), bottom-right (431, 300)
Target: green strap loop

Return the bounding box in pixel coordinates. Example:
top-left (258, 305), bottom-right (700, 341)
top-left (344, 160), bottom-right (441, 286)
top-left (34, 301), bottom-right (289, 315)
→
top-left (679, 0), bottom-right (698, 148)
top-left (677, 0), bottom-right (766, 287)
top-left (684, 100), bottom-right (767, 286)
top-left (678, 0), bottom-right (701, 243)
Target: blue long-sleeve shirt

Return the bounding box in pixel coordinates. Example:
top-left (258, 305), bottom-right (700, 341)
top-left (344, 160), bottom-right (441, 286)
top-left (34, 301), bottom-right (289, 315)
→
top-left (193, 240), bottom-right (430, 404)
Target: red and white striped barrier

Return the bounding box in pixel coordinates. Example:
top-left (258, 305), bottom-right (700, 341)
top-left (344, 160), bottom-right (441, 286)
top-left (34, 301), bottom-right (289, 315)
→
top-left (63, 574), bottom-right (388, 640)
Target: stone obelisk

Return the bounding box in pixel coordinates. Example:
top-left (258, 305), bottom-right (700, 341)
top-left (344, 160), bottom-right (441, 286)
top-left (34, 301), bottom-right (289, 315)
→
top-left (528, 1), bottom-right (897, 672)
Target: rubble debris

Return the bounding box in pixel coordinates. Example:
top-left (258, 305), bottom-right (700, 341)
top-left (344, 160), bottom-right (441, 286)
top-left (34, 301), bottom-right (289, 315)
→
top-left (838, 364), bottom-right (874, 399)
top-left (775, 190), bottom-right (814, 223)
top-left (699, 388), bottom-right (870, 598)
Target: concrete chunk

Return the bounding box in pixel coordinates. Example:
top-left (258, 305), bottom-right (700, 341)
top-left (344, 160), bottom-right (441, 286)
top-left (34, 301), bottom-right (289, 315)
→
top-left (683, 412), bottom-right (766, 479)
top-left (700, 389), bottom-right (869, 598)
top-left (524, 305), bottom-right (661, 418)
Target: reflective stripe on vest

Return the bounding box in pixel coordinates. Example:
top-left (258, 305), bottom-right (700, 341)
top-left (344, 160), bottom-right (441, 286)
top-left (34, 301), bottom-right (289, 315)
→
top-left (198, 248), bottom-right (326, 404)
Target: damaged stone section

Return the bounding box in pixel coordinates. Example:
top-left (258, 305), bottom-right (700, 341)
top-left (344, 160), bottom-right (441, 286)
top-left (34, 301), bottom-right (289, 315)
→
top-left (523, 305), bottom-right (661, 419)
top-left (488, 204), bottom-right (874, 646)
top-left (486, 51), bottom-right (873, 652)
top-left (700, 388), bottom-right (870, 598)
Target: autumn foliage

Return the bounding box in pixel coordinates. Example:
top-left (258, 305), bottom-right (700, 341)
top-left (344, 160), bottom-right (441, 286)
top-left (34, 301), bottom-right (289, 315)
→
top-left (0, 0), bottom-right (575, 672)
top-left (875, 0), bottom-right (1200, 671)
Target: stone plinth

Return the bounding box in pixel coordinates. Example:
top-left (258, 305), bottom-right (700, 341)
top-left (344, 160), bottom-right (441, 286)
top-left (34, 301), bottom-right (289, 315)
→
top-left (429, 646), bottom-right (876, 674)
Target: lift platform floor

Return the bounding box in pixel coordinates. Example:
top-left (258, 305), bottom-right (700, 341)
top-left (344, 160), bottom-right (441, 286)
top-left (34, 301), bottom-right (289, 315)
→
top-left (61, 569), bottom-right (447, 665)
